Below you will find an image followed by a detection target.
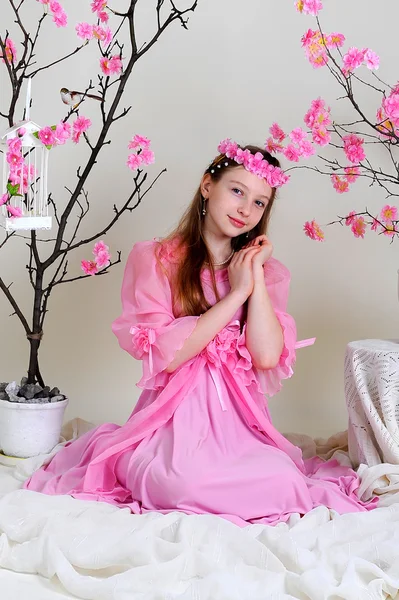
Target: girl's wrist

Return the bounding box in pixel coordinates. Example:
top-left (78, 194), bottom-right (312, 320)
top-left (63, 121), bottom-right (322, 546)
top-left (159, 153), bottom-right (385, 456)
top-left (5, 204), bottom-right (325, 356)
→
top-left (253, 265), bottom-right (265, 285)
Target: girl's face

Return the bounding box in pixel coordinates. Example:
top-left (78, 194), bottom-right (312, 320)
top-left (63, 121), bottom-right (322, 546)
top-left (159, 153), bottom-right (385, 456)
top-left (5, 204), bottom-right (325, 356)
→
top-left (201, 166), bottom-right (273, 239)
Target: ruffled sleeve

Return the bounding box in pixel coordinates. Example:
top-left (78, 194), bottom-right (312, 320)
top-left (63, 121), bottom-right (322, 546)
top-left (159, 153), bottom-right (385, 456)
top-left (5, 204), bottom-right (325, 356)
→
top-left (112, 240), bottom-right (200, 389)
top-left (252, 257), bottom-right (297, 397)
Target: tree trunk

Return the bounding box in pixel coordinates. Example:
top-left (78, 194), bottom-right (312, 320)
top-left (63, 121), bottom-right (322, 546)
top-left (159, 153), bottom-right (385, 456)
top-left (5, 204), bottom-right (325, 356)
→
top-left (27, 271), bottom-right (44, 386)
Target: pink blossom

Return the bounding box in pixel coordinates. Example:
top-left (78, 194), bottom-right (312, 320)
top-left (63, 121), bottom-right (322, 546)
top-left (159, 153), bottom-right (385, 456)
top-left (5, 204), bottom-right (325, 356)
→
top-left (54, 121), bottom-right (71, 145)
top-left (93, 25), bottom-right (113, 46)
top-left (345, 211), bottom-right (357, 226)
top-left (351, 217), bottom-right (366, 238)
top-left (304, 220), bottom-right (325, 241)
top-left (93, 240), bottom-right (109, 255)
top-left (49, 1), bottom-right (67, 27)
top-left (344, 166), bottom-right (360, 183)
top-left (304, 98), bottom-right (331, 129)
top-left (130, 326), bottom-right (156, 359)
top-left (269, 123), bottom-right (286, 142)
top-left (76, 22), bottom-right (94, 40)
top-left (53, 11), bottom-right (67, 27)
top-left (98, 11), bottom-right (109, 23)
top-left (266, 167), bottom-right (289, 188)
top-left (140, 148), bottom-right (155, 166)
top-left (301, 29), bottom-right (317, 48)
top-left (91, 0), bottom-right (107, 14)
top-left (73, 115), bottom-right (91, 136)
top-left (296, 0), bottom-right (323, 16)
top-left (289, 127), bottom-right (307, 144)
top-left (235, 148), bottom-right (252, 165)
top-left (17, 127), bottom-right (26, 137)
top-left (364, 49), bottom-right (379, 70)
top-left (127, 153), bottom-right (143, 170)
top-left (303, 30), bottom-right (328, 68)
top-left (95, 249), bottom-right (111, 268)
top-left (298, 139), bottom-right (315, 158)
top-left (7, 137), bottom-right (22, 152)
top-left (7, 205), bottom-right (23, 218)
top-left (6, 150), bottom-right (24, 169)
top-left (224, 141), bottom-right (239, 159)
top-left (0, 193), bottom-right (8, 206)
top-left (264, 137), bottom-right (283, 153)
top-left (383, 94), bottom-right (399, 125)
top-left (128, 134), bottom-right (151, 150)
top-left (283, 144), bottom-right (301, 162)
top-left (81, 260), bottom-right (98, 275)
top-left (343, 134), bottom-right (365, 163)
top-left (0, 38), bottom-right (17, 64)
top-left (312, 127), bottom-right (331, 146)
top-left (326, 33), bottom-right (345, 48)
top-left (100, 55), bottom-right (122, 76)
top-left (380, 205), bottom-right (398, 223)
top-left (38, 126), bottom-right (57, 147)
top-left (343, 47), bottom-right (365, 72)
top-left (331, 174), bottom-right (349, 193)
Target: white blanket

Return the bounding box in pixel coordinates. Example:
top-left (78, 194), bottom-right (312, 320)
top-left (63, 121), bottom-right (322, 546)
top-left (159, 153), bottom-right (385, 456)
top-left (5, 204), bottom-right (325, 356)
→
top-left (1, 420), bottom-right (399, 600)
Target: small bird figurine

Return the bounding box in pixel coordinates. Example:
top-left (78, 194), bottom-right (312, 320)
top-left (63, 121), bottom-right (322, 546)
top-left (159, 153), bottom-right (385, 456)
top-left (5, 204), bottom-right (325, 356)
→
top-left (60, 87), bottom-right (102, 108)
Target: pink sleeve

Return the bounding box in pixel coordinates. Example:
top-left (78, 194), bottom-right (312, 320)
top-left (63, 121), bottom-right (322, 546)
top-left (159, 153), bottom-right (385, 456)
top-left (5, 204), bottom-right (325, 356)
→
top-left (112, 240), bottom-right (199, 389)
top-left (252, 257), bottom-right (297, 397)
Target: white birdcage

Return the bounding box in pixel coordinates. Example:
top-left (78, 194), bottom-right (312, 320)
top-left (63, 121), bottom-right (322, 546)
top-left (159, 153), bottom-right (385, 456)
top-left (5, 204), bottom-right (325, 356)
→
top-left (1, 79), bottom-right (52, 231)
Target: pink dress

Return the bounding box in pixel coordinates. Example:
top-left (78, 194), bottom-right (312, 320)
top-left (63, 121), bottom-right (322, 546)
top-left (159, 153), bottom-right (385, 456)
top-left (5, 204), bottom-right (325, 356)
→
top-left (24, 239), bottom-right (378, 526)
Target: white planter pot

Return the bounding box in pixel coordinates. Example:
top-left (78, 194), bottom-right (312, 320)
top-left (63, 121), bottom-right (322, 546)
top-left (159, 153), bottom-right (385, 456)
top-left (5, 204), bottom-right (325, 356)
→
top-left (0, 398), bottom-right (68, 458)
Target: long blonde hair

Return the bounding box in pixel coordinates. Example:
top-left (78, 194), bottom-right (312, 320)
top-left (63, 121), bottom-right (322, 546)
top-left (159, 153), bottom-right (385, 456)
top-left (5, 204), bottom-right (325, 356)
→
top-left (156, 145), bottom-right (281, 317)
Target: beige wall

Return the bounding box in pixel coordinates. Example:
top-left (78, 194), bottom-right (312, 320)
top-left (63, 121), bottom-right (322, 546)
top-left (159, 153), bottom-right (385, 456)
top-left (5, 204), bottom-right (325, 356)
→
top-left (0, 0), bottom-right (397, 437)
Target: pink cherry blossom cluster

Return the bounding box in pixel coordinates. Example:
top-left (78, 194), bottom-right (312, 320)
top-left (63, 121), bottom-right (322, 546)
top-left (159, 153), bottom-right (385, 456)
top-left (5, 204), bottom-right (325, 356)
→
top-left (217, 139), bottom-right (289, 188)
top-left (295, 0), bottom-right (323, 17)
top-left (301, 27), bottom-right (379, 74)
top-left (305, 204), bottom-right (398, 243)
top-left (265, 99), bottom-right (330, 165)
top-left (267, 123), bottom-right (315, 162)
top-left (36, 0), bottom-right (67, 28)
top-left (127, 135), bottom-right (155, 171)
top-left (344, 206), bottom-right (398, 239)
top-left (301, 29), bottom-right (345, 69)
top-left (91, 0), bottom-right (109, 23)
top-left (0, 38), bottom-right (17, 64)
top-left (75, 21), bottom-right (122, 76)
top-left (37, 121), bottom-right (71, 148)
top-left (81, 241), bottom-right (111, 275)
top-left (76, 23), bottom-right (112, 46)
top-left (2, 137), bottom-right (37, 218)
top-left (330, 167), bottom-right (360, 195)
top-left (36, 117), bottom-right (90, 147)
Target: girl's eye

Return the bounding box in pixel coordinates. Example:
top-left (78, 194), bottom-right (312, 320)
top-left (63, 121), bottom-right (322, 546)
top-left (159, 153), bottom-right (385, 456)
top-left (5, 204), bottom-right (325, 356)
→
top-left (255, 200), bottom-right (265, 208)
top-left (232, 188), bottom-right (243, 196)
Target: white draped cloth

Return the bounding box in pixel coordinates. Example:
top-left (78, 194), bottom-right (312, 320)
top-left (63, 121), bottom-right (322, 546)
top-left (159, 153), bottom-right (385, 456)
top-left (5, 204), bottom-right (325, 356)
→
top-left (345, 339), bottom-right (399, 467)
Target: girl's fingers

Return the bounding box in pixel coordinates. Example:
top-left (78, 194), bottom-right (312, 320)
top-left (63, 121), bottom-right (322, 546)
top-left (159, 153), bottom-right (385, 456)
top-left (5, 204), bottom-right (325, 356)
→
top-left (236, 246), bottom-right (260, 265)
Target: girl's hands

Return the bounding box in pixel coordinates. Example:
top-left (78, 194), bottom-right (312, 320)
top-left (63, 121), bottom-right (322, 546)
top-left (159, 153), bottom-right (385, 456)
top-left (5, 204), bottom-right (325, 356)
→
top-left (242, 235), bottom-right (273, 269)
top-left (228, 245), bottom-right (261, 301)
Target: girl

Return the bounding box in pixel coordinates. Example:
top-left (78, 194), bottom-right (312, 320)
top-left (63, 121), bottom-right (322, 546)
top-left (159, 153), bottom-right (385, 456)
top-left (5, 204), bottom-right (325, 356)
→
top-left (24, 141), bottom-right (378, 526)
